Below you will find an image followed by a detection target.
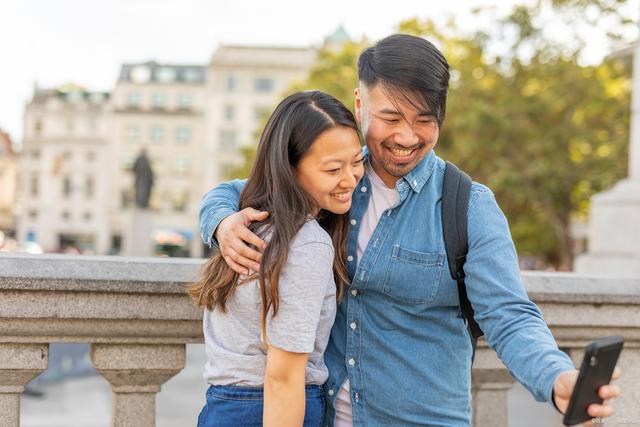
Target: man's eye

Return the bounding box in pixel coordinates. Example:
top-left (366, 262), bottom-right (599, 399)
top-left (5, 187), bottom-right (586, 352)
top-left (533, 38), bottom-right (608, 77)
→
top-left (326, 168), bottom-right (340, 174)
top-left (353, 158), bottom-right (364, 165)
top-left (383, 118), bottom-right (399, 124)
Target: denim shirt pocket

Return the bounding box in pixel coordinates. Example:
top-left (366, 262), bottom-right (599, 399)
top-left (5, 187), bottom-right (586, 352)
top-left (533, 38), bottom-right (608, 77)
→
top-left (382, 245), bottom-right (445, 304)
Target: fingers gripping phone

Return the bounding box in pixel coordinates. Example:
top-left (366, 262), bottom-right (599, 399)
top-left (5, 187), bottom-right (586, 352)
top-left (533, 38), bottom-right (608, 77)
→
top-left (563, 335), bottom-right (624, 426)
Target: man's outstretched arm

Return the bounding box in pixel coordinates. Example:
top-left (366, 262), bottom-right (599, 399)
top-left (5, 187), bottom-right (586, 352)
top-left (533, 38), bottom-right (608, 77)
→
top-left (198, 179), bottom-right (268, 274)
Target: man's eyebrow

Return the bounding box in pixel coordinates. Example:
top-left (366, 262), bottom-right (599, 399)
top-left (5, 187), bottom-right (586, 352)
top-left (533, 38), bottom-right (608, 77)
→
top-left (377, 108), bottom-right (435, 117)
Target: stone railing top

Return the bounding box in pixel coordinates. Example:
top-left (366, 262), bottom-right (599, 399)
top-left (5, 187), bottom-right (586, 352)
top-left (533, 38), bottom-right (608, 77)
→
top-left (0, 253), bottom-right (205, 294)
top-left (522, 271), bottom-right (640, 304)
top-left (1, 254), bottom-right (640, 301)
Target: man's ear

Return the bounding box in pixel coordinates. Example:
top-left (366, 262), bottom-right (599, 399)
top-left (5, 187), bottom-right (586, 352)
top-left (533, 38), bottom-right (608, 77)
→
top-left (354, 87), bottom-right (362, 123)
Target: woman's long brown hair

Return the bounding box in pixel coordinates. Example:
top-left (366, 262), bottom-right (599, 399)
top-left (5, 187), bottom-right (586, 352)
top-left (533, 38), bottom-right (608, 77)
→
top-left (188, 91), bottom-right (358, 336)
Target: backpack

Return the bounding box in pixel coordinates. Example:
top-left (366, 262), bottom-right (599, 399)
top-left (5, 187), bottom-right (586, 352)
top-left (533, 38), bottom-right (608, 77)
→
top-left (441, 161), bottom-right (483, 359)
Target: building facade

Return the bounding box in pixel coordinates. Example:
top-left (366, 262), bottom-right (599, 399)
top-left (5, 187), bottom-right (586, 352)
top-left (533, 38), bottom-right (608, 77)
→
top-left (17, 44), bottom-right (317, 257)
top-left (0, 130), bottom-right (18, 234)
top-left (17, 85), bottom-right (111, 254)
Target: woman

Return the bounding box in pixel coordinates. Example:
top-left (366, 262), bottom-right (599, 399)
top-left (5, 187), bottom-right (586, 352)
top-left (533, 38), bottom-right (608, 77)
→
top-left (188, 90), bottom-right (364, 427)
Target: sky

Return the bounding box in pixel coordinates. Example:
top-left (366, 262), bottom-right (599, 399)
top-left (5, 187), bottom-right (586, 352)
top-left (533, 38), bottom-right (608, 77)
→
top-left (1, 0), bottom-right (637, 143)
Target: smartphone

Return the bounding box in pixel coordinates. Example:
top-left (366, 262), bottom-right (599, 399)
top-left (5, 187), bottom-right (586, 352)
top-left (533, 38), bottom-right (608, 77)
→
top-left (563, 335), bottom-right (624, 426)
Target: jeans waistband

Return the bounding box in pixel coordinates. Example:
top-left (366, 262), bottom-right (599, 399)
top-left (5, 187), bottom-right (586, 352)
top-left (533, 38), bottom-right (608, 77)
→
top-left (207, 384), bottom-right (323, 400)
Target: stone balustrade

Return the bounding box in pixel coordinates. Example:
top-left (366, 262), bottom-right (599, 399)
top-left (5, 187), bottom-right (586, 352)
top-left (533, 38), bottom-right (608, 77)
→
top-left (1, 254), bottom-right (639, 426)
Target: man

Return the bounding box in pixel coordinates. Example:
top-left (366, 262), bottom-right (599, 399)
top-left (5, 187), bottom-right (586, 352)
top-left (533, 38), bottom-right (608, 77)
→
top-left (199, 34), bottom-right (620, 426)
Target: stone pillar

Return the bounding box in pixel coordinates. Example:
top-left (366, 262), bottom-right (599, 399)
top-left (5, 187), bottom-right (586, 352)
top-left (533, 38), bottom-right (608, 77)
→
top-left (575, 19), bottom-right (640, 278)
top-left (0, 343), bottom-right (48, 427)
top-left (471, 347), bottom-right (515, 427)
top-left (91, 344), bottom-right (185, 427)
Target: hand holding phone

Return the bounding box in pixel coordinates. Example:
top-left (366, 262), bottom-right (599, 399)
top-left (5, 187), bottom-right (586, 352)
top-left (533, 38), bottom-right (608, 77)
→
top-left (562, 335), bottom-right (623, 426)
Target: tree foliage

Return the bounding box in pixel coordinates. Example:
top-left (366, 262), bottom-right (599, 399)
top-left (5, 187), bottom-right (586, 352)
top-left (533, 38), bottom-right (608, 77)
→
top-left (230, 2), bottom-right (632, 269)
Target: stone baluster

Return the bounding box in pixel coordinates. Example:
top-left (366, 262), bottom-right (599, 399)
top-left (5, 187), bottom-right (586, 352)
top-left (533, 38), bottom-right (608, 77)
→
top-left (0, 343), bottom-right (48, 427)
top-left (91, 344), bottom-right (185, 427)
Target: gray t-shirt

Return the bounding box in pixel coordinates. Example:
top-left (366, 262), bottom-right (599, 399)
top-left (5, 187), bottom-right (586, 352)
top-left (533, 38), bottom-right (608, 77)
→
top-left (202, 219), bottom-right (337, 387)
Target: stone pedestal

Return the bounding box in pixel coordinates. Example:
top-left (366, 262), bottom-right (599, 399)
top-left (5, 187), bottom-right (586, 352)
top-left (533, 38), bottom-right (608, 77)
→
top-left (575, 179), bottom-right (640, 278)
top-left (0, 344), bottom-right (48, 427)
top-left (122, 209), bottom-right (154, 257)
top-left (91, 344), bottom-right (185, 427)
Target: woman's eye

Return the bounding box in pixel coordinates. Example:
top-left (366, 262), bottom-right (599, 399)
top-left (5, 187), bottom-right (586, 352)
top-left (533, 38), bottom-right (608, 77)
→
top-left (353, 158), bottom-right (364, 166)
top-left (384, 119), bottom-right (399, 124)
top-left (326, 168), bottom-right (340, 174)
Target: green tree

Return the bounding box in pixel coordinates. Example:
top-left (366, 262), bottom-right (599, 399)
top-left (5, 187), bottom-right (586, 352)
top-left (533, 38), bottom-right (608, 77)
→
top-left (399, 7), bottom-right (630, 269)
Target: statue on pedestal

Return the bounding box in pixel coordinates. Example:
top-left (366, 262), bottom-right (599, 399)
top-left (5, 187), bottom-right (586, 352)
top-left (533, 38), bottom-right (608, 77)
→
top-left (132, 149), bottom-right (154, 209)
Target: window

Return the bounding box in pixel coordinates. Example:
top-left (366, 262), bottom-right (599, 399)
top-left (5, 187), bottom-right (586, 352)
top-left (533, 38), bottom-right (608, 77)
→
top-left (226, 75), bottom-right (236, 92)
top-left (85, 176), bottom-right (94, 198)
top-left (177, 94), bottom-right (192, 109)
top-left (150, 126), bottom-right (164, 143)
top-left (175, 156), bottom-right (191, 176)
top-left (31, 150), bottom-right (40, 159)
top-left (122, 154), bottom-right (134, 171)
top-left (126, 125), bottom-right (140, 142)
top-left (34, 119), bottom-right (43, 135)
top-left (28, 210), bottom-right (38, 220)
top-left (29, 175), bottom-right (38, 197)
top-left (121, 189), bottom-right (134, 209)
top-left (66, 120), bottom-right (74, 133)
top-left (219, 130), bottom-right (237, 149)
top-left (224, 105), bottom-right (235, 121)
top-left (175, 127), bottom-right (191, 144)
top-left (61, 211), bottom-right (71, 221)
top-left (127, 92), bottom-right (142, 108)
top-left (254, 106), bottom-right (271, 121)
top-left (151, 93), bottom-right (166, 109)
top-left (157, 67), bottom-right (176, 83)
top-left (183, 68), bottom-right (203, 82)
top-left (172, 190), bottom-right (189, 212)
top-left (62, 176), bottom-right (72, 198)
top-left (83, 212), bottom-right (93, 221)
top-left (254, 78), bottom-right (274, 93)
top-left (86, 151), bottom-right (95, 162)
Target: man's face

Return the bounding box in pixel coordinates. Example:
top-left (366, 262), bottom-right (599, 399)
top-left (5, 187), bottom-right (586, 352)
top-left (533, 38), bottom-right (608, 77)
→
top-left (355, 83), bottom-right (439, 187)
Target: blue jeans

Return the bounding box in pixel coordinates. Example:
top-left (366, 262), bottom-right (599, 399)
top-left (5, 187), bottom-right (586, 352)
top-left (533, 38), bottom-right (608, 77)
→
top-left (196, 384), bottom-right (325, 427)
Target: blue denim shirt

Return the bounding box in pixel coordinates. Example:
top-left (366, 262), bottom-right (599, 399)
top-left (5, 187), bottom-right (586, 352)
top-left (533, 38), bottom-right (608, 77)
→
top-left (199, 150), bottom-right (574, 426)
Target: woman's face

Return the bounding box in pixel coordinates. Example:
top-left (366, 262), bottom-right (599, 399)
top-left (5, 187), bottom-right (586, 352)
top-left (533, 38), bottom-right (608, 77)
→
top-left (295, 126), bottom-right (364, 215)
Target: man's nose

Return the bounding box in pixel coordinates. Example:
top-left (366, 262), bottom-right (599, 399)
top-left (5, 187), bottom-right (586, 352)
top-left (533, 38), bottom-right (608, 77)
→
top-left (395, 121), bottom-right (419, 146)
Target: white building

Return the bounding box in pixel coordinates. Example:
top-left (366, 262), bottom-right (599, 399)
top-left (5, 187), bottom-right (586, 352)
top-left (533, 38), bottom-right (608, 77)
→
top-left (0, 130), bottom-right (18, 234)
top-left (17, 85), bottom-right (111, 254)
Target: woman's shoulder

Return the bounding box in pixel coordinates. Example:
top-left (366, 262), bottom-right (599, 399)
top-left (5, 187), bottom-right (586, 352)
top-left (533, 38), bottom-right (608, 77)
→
top-left (291, 219), bottom-right (333, 253)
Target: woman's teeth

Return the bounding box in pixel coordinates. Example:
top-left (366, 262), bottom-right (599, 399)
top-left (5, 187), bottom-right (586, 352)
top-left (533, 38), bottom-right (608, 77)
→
top-left (331, 192), bottom-right (350, 201)
top-left (390, 147), bottom-right (414, 157)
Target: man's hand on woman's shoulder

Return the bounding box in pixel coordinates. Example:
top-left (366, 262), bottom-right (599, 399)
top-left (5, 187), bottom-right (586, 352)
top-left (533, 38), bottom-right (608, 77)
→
top-left (216, 207), bottom-right (269, 275)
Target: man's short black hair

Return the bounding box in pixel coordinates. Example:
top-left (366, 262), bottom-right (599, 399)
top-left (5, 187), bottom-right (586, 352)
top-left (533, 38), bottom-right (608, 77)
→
top-left (358, 34), bottom-right (450, 127)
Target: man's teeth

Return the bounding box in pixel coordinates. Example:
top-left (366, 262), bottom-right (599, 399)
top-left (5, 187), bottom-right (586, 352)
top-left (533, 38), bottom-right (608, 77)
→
top-left (390, 147), bottom-right (414, 157)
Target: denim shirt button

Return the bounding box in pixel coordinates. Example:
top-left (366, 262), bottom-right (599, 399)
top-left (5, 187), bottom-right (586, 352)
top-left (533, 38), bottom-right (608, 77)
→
top-left (350, 322), bottom-right (357, 330)
top-left (360, 186), bottom-right (367, 192)
top-left (350, 219), bottom-right (357, 225)
top-left (351, 289), bottom-right (358, 297)
top-left (328, 389), bottom-right (334, 396)
top-left (347, 255), bottom-right (354, 262)
top-left (348, 358), bottom-right (356, 366)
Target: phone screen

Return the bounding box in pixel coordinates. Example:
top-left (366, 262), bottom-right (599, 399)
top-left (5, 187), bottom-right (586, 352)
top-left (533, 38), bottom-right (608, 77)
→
top-left (563, 335), bottom-right (623, 426)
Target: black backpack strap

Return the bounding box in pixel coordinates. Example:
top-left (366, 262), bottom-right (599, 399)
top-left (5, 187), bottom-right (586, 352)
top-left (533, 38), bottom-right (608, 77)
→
top-left (442, 161), bottom-right (483, 340)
